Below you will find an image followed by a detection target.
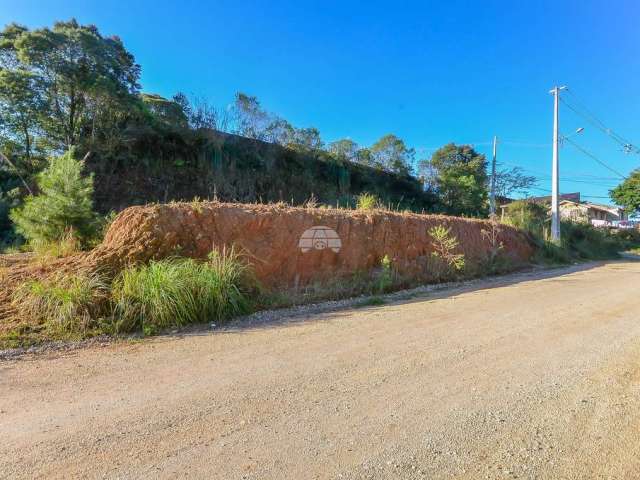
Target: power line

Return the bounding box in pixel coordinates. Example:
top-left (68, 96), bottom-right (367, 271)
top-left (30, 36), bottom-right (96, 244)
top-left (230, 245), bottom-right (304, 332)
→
top-left (561, 91), bottom-right (640, 154)
top-left (563, 137), bottom-right (627, 179)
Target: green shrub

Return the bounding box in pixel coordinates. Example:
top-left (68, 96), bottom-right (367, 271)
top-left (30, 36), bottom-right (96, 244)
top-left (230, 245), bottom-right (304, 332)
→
top-left (560, 222), bottom-right (620, 260)
top-left (502, 200), bottom-right (548, 237)
top-left (533, 239), bottom-right (572, 265)
top-left (12, 272), bottom-right (108, 333)
top-left (112, 248), bottom-right (254, 334)
top-left (613, 228), bottom-right (640, 248)
top-left (356, 192), bottom-right (379, 210)
top-left (10, 149), bottom-right (99, 248)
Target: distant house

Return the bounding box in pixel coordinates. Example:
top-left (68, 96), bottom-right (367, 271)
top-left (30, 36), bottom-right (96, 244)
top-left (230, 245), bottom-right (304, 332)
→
top-left (499, 192), bottom-right (627, 227)
top-left (559, 200), bottom-right (626, 227)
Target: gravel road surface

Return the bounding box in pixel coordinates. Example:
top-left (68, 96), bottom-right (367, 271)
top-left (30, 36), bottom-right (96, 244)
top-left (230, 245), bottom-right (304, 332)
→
top-left (2, 260), bottom-right (640, 479)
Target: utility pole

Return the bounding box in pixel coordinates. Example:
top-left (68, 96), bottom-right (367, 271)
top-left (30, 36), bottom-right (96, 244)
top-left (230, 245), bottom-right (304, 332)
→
top-left (489, 135), bottom-right (498, 216)
top-left (550, 86), bottom-right (566, 243)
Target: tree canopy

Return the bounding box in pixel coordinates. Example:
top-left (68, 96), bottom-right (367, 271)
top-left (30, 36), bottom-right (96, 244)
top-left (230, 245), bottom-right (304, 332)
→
top-left (610, 170), bottom-right (640, 213)
top-left (369, 134), bottom-right (415, 176)
top-left (1, 19), bottom-right (141, 152)
top-left (422, 143), bottom-right (488, 216)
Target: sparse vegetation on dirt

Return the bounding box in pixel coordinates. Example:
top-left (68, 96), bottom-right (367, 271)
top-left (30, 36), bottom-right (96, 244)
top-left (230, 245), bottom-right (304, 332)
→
top-left (356, 192), bottom-right (379, 211)
top-left (428, 225), bottom-right (466, 280)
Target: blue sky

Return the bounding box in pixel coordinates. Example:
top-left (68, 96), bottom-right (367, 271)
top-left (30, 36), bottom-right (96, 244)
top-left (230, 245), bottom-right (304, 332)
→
top-left (2, 0), bottom-right (639, 203)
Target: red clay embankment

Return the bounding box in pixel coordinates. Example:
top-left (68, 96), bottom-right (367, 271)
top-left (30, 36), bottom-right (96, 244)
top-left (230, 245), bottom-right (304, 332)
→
top-left (88, 202), bottom-right (535, 289)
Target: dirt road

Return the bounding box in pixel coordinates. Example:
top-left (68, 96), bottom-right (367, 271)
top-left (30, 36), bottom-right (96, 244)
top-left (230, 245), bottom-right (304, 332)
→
top-left (2, 260), bottom-right (640, 479)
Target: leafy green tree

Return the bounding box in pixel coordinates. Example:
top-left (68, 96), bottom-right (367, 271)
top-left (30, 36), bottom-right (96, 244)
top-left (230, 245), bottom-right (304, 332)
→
top-left (370, 134), bottom-right (415, 175)
top-left (10, 149), bottom-right (98, 245)
top-left (424, 143), bottom-right (488, 216)
top-left (611, 169), bottom-right (640, 214)
top-left (2, 19), bottom-right (140, 150)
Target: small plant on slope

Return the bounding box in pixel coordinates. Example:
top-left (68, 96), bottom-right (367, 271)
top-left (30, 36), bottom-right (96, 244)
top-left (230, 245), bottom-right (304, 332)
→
top-left (428, 225), bottom-right (465, 280)
top-left (356, 192), bottom-right (379, 211)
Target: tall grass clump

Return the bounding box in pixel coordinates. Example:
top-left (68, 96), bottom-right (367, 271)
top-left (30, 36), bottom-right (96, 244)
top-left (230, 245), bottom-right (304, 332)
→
top-left (112, 248), bottom-right (254, 334)
top-left (356, 192), bottom-right (379, 211)
top-left (12, 272), bottom-right (108, 333)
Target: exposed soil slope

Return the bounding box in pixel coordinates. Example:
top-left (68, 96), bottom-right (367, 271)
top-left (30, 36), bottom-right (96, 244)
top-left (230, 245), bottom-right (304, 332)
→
top-left (92, 201), bottom-right (534, 288)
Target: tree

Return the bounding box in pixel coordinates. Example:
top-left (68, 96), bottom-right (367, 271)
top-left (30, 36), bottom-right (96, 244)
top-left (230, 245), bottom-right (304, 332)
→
top-left (10, 149), bottom-right (98, 245)
top-left (426, 143), bottom-right (488, 216)
top-left (231, 92), bottom-right (271, 140)
top-left (0, 69), bottom-right (44, 162)
top-left (370, 134), bottom-right (414, 175)
top-left (172, 92), bottom-right (218, 130)
top-left (328, 139), bottom-right (359, 162)
top-left (3, 19), bottom-right (140, 150)
top-left (611, 169), bottom-right (640, 214)
top-left (490, 166), bottom-right (537, 199)
top-left (141, 93), bottom-right (188, 128)
top-left (289, 127), bottom-right (323, 150)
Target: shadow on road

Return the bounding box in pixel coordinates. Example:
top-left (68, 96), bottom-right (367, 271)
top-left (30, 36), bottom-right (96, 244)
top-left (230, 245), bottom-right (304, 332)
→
top-left (173, 259), bottom-right (633, 338)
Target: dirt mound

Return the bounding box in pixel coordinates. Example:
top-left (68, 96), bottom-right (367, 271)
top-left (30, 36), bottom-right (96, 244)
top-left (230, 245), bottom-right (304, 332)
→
top-left (89, 202), bottom-right (535, 289)
top-left (0, 202), bottom-right (535, 330)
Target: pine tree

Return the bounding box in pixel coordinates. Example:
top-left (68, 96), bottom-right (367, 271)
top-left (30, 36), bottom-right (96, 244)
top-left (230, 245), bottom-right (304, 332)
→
top-left (10, 149), bottom-right (97, 246)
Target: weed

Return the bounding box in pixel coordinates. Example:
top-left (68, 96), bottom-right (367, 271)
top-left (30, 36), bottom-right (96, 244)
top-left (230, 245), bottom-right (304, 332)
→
top-left (356, 192), bottom-right (379, 211)
top-left (481, 215), bottom-right (508, 274)
top-left (376, 255), bottom-right (394, 293)
top-left (428, 225), bottom-right (465, 280)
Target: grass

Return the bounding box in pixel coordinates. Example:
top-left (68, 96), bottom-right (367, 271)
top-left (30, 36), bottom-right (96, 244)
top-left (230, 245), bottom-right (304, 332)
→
top-left (356, 192), bottom-right (379, 211)
top-left (11, 271), bottom-right (109, 334)
top-left (355, 296), bottom-right (387, 308)
top-left (112, 248), bottom-right (254, 334)
top-left (3, 247), bottom-right (256, 348)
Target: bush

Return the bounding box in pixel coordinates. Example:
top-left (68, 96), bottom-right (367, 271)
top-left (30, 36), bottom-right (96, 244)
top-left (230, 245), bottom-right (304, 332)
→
top-left (502, 200), bottom-right (548, 237)
top-left (10, 149), bottom-right (99, 248)
top-left (112, 248), bottom-right (254, 334)
top-left (560, 222), bottom-right (620, 260)
top-left (12, 272), bottom-right (108, 333)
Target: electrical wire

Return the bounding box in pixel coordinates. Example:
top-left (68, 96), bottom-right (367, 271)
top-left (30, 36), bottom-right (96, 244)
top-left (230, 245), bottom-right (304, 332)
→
top-left (561, 91), bottom-right (640, 154)
top-left (563, 137), bottom-right (627, 179)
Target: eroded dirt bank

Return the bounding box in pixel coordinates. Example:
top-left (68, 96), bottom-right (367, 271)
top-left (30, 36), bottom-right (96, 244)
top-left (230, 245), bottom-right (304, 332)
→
top-left (91, 202), bottom-right (534, 288)
top-left (2, 260), bottom-right (639, 479)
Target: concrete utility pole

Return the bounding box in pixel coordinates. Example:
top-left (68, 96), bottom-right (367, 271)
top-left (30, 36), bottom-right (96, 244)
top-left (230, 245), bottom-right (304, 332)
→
top-left (550, 86), bottom-right (566, 243)
top-left (489, 136), bottom-right (498, 216)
